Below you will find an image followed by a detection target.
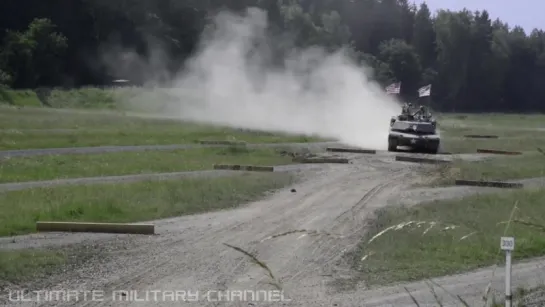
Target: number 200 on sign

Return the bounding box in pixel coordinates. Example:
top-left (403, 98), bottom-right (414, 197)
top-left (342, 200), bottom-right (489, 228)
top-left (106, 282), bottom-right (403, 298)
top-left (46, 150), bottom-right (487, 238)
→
top-left (500, 237), bottom-right (514, 251)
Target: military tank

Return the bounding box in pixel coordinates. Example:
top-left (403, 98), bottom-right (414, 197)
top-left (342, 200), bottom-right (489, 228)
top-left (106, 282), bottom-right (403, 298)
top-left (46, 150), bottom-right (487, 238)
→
top-left (388, 104), bottom-right (440, 154)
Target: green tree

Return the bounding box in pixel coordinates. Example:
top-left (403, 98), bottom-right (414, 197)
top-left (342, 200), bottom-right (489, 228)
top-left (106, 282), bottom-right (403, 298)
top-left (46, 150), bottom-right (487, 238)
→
top-left (1, 0), bottom-right (545, 112)
top-left (0, 18), bottom-right (67, 87)
top-left (378, 38), bottom-right (422, 98)
top-left (412, 3), bottom-right (436, 68)
top-left (434, 10), bottom-right (472, 110)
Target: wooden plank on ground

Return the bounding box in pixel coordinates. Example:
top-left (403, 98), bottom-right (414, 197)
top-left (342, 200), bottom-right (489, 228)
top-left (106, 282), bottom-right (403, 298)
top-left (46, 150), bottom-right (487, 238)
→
top-left (198, 140), bottom-right (247, 146)
top-left (454, 179), bottom-right (523, 189)
top-left (395, 155), bottom-right (451, 164)
top-left (464, 135), bottom-right (499, 139)
top-left (476, 148), bottom-right (522, 155)
top-left (36, 221), bottom-right (155, 234)
top-left (326, 147), bottom-right (376, 154)
top-left (213, 164), bottom-right (274, 172)
top-left (292, 157), bottom-right (350, 164)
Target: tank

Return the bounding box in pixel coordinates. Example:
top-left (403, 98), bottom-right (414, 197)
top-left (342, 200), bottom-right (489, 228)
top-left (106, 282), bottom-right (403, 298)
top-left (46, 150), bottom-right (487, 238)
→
top-left (388, 105), bottom-right (440, 154)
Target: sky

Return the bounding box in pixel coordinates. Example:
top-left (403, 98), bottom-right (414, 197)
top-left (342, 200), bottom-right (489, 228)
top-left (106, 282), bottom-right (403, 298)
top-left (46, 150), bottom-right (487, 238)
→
top-left (413, 0), bottom-right (543, 34)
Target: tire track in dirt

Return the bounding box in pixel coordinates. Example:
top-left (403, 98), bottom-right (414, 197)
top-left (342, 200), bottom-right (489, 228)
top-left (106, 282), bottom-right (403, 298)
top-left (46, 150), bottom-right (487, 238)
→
top-left (276, 174), bottom-right (410, 289)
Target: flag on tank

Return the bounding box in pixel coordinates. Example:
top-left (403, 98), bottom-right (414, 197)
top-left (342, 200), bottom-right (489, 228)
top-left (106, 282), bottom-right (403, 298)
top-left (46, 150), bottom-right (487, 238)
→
top-left (385, 82), bottom-right (401, 94)
top-left (418, 84), bottom-right (431, 97)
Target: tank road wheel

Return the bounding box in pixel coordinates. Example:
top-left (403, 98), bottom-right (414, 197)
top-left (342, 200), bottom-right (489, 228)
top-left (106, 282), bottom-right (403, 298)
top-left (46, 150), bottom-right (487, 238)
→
top-left (388, 138), bottom-right (397, 152)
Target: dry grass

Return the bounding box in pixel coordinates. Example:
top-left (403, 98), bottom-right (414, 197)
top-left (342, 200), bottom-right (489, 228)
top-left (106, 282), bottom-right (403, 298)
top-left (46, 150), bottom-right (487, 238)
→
top-left (353, 191), bottom-right (545, 305)
top-left (353, 189), bottom-right (545, 285)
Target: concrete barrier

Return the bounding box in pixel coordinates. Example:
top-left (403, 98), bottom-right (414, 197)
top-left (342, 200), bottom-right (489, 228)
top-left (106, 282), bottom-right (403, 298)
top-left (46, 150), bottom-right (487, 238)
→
top-left (476, 149), bottom-right (522, 155)
top-left (213, 164), bottom-right (274, 172)
top-left (198, 140), bottom-right (247, 146)
top-left (454, 179), bottom-right (523, 189)
top-left (464, 135), bottom-right (499, 139)
top-left (326, 147), bottom-right (376, 154)
top-left (395, 155), bottom-right (451, 164)
top-left (292, 157), bottom-right (350, 164)
top-left (36, 221), bottom-right (155, 234)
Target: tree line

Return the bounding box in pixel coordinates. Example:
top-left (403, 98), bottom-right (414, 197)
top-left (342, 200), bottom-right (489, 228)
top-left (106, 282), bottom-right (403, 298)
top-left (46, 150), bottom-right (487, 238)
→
top-left (0, 0), bottom-right (544, 112)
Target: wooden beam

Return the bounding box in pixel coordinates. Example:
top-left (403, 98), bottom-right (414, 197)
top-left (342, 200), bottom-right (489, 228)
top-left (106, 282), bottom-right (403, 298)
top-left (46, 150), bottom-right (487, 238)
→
top-left (454, 179), bottom-right (523, 189)
top-left (213, 164), bottom-right (274, 172)
top-left (36, 221), bottom-right (155, 235)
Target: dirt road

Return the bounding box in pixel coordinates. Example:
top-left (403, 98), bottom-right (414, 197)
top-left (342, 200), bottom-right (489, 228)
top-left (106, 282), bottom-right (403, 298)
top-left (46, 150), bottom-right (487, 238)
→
top-left (2, 151), bottom-right (543, 307)
top-left (1, 152), bottom-right (415, 306)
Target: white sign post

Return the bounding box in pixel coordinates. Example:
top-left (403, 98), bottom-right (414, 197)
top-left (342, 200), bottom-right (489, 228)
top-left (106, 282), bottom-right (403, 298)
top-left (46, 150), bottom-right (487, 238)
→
top-left (500, 237), bottom-right (515, 307)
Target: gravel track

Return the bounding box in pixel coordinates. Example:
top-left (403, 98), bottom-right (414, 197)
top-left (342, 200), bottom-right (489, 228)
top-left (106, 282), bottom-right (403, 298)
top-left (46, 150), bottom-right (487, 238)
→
top-left (1, 147), bottom-right (542, 306)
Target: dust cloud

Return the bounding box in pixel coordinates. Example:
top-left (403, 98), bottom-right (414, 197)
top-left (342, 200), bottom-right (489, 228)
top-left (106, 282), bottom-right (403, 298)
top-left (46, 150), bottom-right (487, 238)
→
top-left (134, 8), bottom-right (402, 149)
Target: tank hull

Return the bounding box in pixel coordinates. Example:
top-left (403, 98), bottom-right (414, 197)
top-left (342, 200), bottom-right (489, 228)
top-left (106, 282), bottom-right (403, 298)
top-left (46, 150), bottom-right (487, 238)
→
top-left (388, 131), bottom-right (440, 154)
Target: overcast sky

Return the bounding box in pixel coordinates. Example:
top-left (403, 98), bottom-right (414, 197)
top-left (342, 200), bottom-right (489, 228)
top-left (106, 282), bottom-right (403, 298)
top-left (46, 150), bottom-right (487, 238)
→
top-left (413, 0), bottom-right (542, 34)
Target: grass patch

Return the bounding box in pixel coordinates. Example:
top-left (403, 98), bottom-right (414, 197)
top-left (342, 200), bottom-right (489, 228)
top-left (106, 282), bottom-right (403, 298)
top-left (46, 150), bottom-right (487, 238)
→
top-left (438, 113), bottom-right (545, 129)
top-left (0, 87), bottom-right (181, 110)
top-left (441, 133), bottom-right (545, 154)
top-left (512, 285), bottom-right (545, 306)
top-left (45, 87), bottom-right (119, 109)
top-left (0, 172), bottom-right (294, 237)
top-left (0, 249), bottom-right (67, 287)
top-left (0, 107), bottom-right (324, 150)
top-left (0, 147), bottom-right (295, 183)
top-left (353, 188), bottom-right (545, 286)
top-left (0, 87), bottom-right (166, 110)
top-left (438, 124), bottom-right (545, 154)
top-left (435, 113), bottom-right (545, 153)
top-left (0, 88), bottom-right (42, 107)
top-left (423, 152), bottom-right (545, 187)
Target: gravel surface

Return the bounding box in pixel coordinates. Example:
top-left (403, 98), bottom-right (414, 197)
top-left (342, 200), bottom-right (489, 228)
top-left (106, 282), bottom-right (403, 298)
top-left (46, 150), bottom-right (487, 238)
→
top-left (1, 148), bottom-right (543, 307)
